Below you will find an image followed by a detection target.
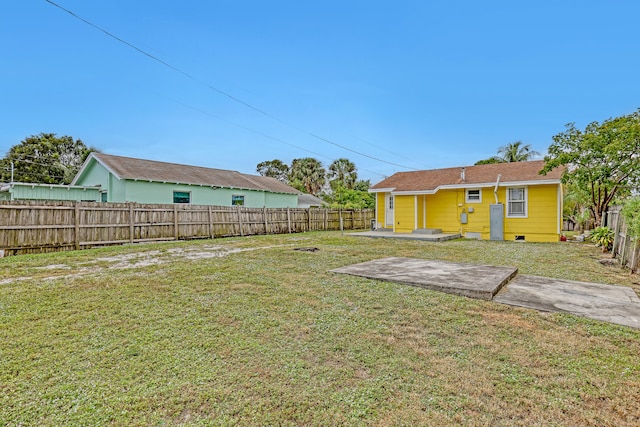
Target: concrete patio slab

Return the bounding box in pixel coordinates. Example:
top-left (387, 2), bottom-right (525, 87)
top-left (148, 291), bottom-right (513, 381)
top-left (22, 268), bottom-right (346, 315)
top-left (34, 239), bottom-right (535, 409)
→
top-left (332, 257), bottom-right (640, 329)
top-left (330, 257), bottom-right (517, 300)
top-left (494, 275), bottom-right (640, 329)
top-left (349, 230), bottom-right (462, 242)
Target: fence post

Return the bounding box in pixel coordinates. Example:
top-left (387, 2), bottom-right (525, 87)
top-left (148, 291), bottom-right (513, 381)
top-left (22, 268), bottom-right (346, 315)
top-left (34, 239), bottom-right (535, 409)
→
top-left (611, 208), bottom-right (622, 258)
top-left (173, 204), bottom-right (179, 240)
top-left (307, 208), bottom-right (311, 231)
top-left (263, 207), bottom-right (268, 234)
top-left (323, 209), bottom-right (327, 231)
top-left (74, 202), bottom-right (80, 250)
top-left (129, 203), bottom-right (135, 243)
top-left (208, 205), bottom-right (213, 239)
top-left (287, 207), bottom-right (291, 234)
top-left (629, 240), bottom-right (640, 273)
top-left (237, 205), bottom-right (244, 237)
top-left (620, 220), bottom-right (628, 265)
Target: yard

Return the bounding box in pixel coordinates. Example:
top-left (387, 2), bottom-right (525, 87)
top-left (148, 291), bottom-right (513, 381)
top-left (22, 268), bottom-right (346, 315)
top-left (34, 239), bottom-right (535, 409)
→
top-left (1, 232), bottom-right (639, 426)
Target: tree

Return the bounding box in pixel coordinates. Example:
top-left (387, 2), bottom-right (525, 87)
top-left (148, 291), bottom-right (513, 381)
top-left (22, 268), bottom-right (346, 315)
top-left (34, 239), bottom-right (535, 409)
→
top-left (562, 182), bottom-right (592, 231)
top-left (325, 186), bottom-right (375, 209)
top-left (0, 133), bottom-right (98, 184)
top-left (353, 179), bottom-right (371, 192)
top-left (497, 141), bottom-right (540, 162)
top-left (474, 157), bottom-right (503, 165)
top-left (289, 158), bottom-right (326, 195)
top-left (256, 159), bottom-right (290, 183)
top-left (328, 158), bottom-right (357, 190)
top-left (541, 110), bottom-right (640, 226)
top-left (323, 177), bottom-right (374, 209)
top-left (475, 141), bottom-right (540, 165)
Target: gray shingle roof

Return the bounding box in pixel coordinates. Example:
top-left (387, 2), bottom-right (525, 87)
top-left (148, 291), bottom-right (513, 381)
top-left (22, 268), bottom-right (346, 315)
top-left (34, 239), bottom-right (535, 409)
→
top-left (297, 193), bottom-right (325, 208)
top-left (86, 153), bottom-right (301, 194)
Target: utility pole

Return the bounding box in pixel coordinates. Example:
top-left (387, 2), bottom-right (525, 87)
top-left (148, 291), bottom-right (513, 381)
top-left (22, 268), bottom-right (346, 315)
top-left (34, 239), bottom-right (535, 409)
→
top-left (10, 161), bottom-right (14, 184)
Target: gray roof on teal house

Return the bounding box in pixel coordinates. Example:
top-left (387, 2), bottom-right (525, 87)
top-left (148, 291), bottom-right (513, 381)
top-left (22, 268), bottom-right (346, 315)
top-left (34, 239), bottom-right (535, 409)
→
top-left (72, 153), bottom-right (301, 195)
top-left (297, 193), bottom-right (326, 208)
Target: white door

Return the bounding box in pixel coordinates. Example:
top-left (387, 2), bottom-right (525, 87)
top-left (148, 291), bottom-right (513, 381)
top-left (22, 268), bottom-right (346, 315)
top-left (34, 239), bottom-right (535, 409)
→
top-left (385, 194), bottom-right (394, 227)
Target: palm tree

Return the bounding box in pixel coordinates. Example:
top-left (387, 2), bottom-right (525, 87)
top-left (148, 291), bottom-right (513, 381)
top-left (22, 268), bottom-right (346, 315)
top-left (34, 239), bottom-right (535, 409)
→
top-left (497, 141), bottom-right (540, 162)
top-left (290, 158), bottom-right (326, 195)
top-left (328, 158), bottom-right (357, 190)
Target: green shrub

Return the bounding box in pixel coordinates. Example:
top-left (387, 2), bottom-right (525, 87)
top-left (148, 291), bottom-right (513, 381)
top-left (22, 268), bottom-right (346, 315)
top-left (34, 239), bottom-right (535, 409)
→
top-left (590, 226), bottom-right (614, 252)
top-left (621, 197), bottom-right (640, 241)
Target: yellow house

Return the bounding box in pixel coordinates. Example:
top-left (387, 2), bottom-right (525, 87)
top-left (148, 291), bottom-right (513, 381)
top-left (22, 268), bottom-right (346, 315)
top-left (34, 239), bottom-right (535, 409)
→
top-left (369, 160), bottom-right (564, 242)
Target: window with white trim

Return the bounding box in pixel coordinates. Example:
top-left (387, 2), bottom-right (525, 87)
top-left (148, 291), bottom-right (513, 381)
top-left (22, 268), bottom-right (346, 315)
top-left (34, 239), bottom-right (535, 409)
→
top-left (465, 189), bottom-right (482, 203)
top-left (507, 187), bottom-right (527, 217)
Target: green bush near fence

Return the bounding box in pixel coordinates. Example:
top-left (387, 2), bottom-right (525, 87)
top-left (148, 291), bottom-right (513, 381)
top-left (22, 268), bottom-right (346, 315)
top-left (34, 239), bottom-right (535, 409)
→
top-left (622, 197), bottom-right (640, 241)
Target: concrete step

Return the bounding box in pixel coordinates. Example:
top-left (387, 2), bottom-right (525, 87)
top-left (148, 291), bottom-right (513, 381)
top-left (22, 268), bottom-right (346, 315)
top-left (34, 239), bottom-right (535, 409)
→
top-left (412, 228), bottom-right (443, 235)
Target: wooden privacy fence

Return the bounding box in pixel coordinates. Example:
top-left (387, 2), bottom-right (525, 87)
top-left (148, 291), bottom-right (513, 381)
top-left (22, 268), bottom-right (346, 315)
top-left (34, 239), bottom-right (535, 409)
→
top-left (604, 206), bottom-right (640, 273)
top-left (0, 201), bottom-right (374, 256)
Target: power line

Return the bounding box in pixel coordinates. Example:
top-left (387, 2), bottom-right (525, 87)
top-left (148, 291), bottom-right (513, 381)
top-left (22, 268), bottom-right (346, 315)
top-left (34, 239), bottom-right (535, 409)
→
top-left (173, 100), bottom-right (387, 178)
top-left (352, 135), bottom-right (434, 169)
top-left (44, 0), bottom-right (419, 172)
top-left (4, 157), bottom-right (70, 169)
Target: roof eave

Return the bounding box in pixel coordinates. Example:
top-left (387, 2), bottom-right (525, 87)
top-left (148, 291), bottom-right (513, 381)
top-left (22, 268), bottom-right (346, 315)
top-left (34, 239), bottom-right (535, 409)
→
top-left (368, 187), bottom-right (395, 193)
top-left (124, 179), bottom-right (297, 195)
top-left (390, 179), bottom-right (562, 195)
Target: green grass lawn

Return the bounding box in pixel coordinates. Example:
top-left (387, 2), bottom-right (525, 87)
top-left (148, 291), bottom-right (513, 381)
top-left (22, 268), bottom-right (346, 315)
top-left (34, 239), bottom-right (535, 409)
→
top-left (1, 232), bottom-right (639, 426)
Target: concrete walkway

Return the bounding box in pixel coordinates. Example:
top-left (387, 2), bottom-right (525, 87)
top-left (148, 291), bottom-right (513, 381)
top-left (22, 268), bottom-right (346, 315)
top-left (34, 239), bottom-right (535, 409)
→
top-left (331, 257), bottom-right (640, 329)
top-left (495, 275), bottom-right (640, 329)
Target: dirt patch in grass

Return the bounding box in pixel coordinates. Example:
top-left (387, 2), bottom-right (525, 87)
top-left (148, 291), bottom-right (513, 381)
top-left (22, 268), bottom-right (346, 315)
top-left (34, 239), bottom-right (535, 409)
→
top-left (0, 243), bottom-right (292, 284)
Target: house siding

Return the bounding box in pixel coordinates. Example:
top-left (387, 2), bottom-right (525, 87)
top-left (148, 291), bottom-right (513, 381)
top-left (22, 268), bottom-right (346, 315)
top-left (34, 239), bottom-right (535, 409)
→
top-left (77, 158), bottom-right (110, 189)
top-left (376, 193), bottom-right (387, 228)
top-left (394, 195), bottom-right (415, 233)
top-left (0, 184), bottom-right (101, 202)
top-left (425, 190), bottom-right (460, 233)
top-left (417, 195), bottom-right (426, 229)
top-left (264, 192), bottom-right (298, 208)
top-left (117, 180), bottom-right (297, 207)
top-left (503, 184), bottom-right (559, 242)
top-left (459, 188), bottom-right (491, 238)
top-left (389, 185), bottom-right (560, 242)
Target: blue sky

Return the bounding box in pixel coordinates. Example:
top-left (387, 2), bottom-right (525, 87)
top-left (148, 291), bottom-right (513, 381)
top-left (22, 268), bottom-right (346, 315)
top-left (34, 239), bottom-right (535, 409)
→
top-left (2, 1), bottom-right (639, 182)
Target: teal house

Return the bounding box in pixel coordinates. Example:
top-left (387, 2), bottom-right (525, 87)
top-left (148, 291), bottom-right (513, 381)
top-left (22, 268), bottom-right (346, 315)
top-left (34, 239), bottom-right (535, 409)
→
top-left (0, 182), bottom-right (101, 202)
top-left (71, 153), bottom-right (301, 207)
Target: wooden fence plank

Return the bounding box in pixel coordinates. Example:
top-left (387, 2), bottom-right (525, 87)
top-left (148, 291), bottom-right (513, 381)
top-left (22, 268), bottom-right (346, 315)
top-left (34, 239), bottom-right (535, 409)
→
top-left (129, 203), bottom-right (135, 244)
top-left (174, 205), bottom-right (179, 240)
top-left (208, 205), bottom-right (213, 239)
top-left (237, 205), bottom-right (244, 237)
top-left (608, 206), bottom-right (639, 273)
top-left (74, 202), bottom-right (80, 251)
top-left (263, 207), bottom-right (268, 235)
